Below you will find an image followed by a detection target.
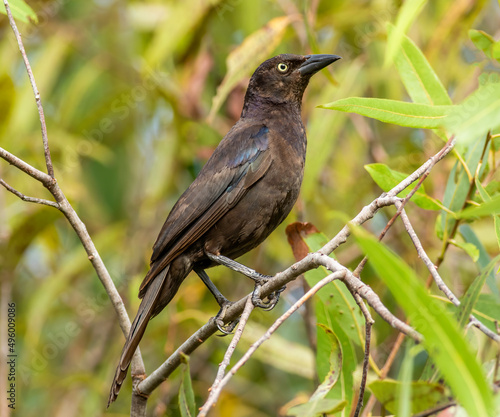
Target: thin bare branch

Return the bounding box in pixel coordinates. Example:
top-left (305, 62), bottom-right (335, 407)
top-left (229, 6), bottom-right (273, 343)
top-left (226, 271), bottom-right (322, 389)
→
top-left (3, 0), bottom-right (54, 178)
top-left (200, 297), bottom-right (254, 415)
top-left (0, 147), bottom-right (53, 185)
top-left (0, 179), bottom-right (59, 208)
top-left (197, 271), bottom-right (346, 417)
top-left (1, 4), bottom-right (147, 414)
top-left (353, 296), bottom-right (373, 417)
top-left (397, 203), bottom-right (500, 343)
top-left (320, 136), bottom-right (455, 257)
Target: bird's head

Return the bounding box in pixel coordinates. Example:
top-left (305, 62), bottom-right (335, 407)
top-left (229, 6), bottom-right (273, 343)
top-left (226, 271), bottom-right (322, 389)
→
top-left (242, 53), bottom-right (341, 113)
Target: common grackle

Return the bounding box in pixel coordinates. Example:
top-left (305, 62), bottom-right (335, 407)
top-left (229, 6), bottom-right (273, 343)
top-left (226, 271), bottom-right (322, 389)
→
top-left (108, 53), bottom-right (341, 405)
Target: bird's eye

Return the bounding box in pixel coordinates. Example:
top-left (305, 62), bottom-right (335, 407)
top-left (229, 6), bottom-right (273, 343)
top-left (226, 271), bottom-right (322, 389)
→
top-left (277, 63), bottom-right (289, 73)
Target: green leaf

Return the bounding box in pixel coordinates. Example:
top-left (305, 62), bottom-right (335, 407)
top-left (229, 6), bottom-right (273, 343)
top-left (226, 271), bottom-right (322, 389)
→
top-left (179, 353), bottom-right (196, 417)
top-left (369, 379), bottom-right (447, 414)
top-left (390, 25), bottom-right (451, 105)
top-left (355, 230), bottom-right (494, 417)
top-left (466, 179), bottom-right (500, 253)
top-left (365, 163), bottom-right (442, 210)
top-left (440, 135), bottom-right (488, 239)
top-left (459, 193), bottom-right (500, 218)
top-left (209, 15), bottom-right (294, 121)
top-left (469, 29), bottom-right (497, 60)
top-left (385, 0), bottom-right (428, 67)
top-left (287, 324), bottom-right (345, 416)
top-left (397, 342), bottom-right (415, 417)
top-left (449, 240), bottom-right (479, 262)
top-left (0, 0), bottom-right (38, 24)
top-left (311, 324), bottom-right (342, 400)
top-left (286, 399), bottom-right (347, 417)
top-left (302, 231), bottom-right (365, 347)
top-left (456, 256), bottom-right (500, 328)
top-left (475, 293), bottom-right (500, 331)
top-left (299, 228), bottom-right (360, 416)
top-left (460, 225), bottom-right (499, 297)
top-left (320, 98), bottom-right (451, 129)
top-left (445, 78), bottom-right (500, 145)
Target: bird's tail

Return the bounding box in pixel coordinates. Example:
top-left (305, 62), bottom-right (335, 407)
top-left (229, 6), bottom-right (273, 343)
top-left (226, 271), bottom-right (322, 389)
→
top-left (107, 266), bottom-right (169, 407)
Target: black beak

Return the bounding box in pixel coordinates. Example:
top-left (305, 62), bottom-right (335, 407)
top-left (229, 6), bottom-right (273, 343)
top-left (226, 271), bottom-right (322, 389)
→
top-left (298, 54), bottom-right (341, 76)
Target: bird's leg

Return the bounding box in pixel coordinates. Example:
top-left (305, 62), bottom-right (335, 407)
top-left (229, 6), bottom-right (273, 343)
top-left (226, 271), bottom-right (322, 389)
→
top-left (205, 253), bottom-right (285, 311)
top-left (194, 268), bottom-right (239, 335)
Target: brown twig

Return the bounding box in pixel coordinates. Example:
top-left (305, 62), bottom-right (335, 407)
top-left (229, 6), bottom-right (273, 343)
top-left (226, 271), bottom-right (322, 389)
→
top-left (352, 296), bottom-right (374, 417)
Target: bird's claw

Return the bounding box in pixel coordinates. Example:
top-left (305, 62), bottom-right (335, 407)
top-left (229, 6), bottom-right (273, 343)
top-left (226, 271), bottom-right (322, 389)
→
top-left (251, 283), bottom-right (286, 311)
top-left (215, 301), bottom-right (239, 335)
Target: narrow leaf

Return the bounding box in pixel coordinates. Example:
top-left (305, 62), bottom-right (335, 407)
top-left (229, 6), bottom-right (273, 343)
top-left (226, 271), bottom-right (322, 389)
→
top-left (365, 163), bottom-right (442, 210)
top-left (355, 230), bottom-right (494, 417)
top-left (369, 379), bottom-right (447, 414)
top-left (460, 225), bottom-right (499, 297)
top-left (390, 24), bottom-right (451, 105)
top-left (385, 0), bottom-right (428, 66)
top-left (449, 240), bottom-right (479, 262)
top-left (445, 78), bottom-right (500, 145)
top-left (469, 29), bottom-right (496, 59)
top-left (476, 179), bottom-right (500, 252)
top-left (286, 222), bottom-right (360, 416)
top-left (475, 293), bottom-right (500, 331)
top-left (0, 0), bottom-right (38, 24)
top-left (460, 193), bottom-right (500, 218)
top-left (456, 256), bottom-right (500, 328)
top-left (179, 354), bottom-right (196, 417)
top-left (286, 399), bottom-right (347, 417)
top-left (311, 324), bottom-right (342, 400)
top-left (440, 135), bottom-right (488, 239)
top-left (320, 98), bottom-right (451, 129)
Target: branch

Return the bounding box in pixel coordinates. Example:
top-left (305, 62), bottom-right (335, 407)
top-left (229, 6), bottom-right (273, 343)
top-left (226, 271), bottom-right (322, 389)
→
top-left (352, 296), bottom-right (373, 417)
top-left (138, 140), bottom-right (460, 396)
top-left (318, 136), bottom-right (455, 256)
top-left (3, 0), bottom-right (54, 178)
top-left (0, 146), bottom-right (53, 185)
top-left (199, 297), bottom-right (254, 416)
top-left (397, 203), bottom-right (500, 342)
top-left (197, 271), bottom-right (346, 417)
top-left (0, 179), bottom-right (59, 208)
top-left (1, 3), bottom-right (147, 414)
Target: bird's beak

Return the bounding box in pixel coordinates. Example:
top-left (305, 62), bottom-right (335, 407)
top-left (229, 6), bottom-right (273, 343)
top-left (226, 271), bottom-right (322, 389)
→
top-left (298, 54), bottom-right (341, 76)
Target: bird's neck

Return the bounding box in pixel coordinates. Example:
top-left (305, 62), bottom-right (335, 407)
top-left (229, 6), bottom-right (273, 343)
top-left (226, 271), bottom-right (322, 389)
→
top-left (240, 93), bottom-right (302, 119)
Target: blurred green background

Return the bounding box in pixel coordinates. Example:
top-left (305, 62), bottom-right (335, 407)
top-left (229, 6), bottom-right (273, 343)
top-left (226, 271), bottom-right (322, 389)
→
top-left (0, 0), bottom-right (499, 416)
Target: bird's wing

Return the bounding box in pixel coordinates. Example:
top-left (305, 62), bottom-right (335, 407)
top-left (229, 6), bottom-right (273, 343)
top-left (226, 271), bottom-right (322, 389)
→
top-left (139, 123), bottom-right (272, 296)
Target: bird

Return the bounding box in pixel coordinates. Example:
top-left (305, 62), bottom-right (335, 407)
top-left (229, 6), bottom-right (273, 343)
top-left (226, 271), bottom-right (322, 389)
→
top-left (108, 53), bottom-right (341, 405)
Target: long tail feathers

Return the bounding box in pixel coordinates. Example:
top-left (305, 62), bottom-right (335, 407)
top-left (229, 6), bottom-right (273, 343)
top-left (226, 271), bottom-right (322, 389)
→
top-left (107, 266), bottom-right (169, 407)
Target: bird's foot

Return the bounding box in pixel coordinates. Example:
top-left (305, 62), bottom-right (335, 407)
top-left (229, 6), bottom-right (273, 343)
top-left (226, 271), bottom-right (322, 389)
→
top-left (252, 281), bottom-right (286, 311)
top-left (215, 301), bottom-right (239, 335)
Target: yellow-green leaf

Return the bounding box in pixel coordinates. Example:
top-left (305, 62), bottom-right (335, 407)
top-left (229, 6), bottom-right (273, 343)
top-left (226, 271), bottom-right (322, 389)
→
top-left (320, 97), bottom-right (451, 129)
top-left (390, 24), bottom-right (451, 106)
top-left (0, 0), bottom-right (37, 24)
top-left (354, 230), bottom-right (494, 417)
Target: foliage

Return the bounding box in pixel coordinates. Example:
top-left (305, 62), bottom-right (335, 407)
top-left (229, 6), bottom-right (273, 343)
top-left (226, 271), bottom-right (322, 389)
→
top-left (1, 1), bottom-right (499, 416)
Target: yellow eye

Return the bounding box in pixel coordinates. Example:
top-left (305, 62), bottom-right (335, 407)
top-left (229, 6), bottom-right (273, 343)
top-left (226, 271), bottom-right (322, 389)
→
top-left (277, 63), bottom-right (288, 73)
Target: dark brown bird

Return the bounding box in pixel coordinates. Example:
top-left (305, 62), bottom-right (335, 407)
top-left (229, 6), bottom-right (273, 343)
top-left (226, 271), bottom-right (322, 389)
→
top-left (108, 53), bottom-right (341, 405)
